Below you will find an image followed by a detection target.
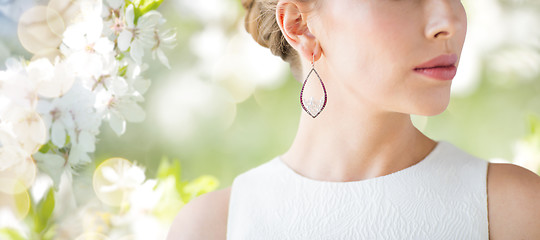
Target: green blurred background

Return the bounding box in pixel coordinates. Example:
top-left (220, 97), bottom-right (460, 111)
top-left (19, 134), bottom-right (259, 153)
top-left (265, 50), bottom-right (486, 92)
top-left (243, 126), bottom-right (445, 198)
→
top-left (1, 0), bottom-right (539, 190)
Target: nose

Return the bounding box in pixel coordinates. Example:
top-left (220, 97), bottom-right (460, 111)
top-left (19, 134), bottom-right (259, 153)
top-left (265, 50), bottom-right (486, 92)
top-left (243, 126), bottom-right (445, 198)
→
top-left (424, 0), bottom-right (465, 41)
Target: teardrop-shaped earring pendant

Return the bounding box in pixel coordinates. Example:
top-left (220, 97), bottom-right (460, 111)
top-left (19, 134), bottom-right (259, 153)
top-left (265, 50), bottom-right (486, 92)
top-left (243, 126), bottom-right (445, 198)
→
top-left (300, 67), bottom-right (327, 118)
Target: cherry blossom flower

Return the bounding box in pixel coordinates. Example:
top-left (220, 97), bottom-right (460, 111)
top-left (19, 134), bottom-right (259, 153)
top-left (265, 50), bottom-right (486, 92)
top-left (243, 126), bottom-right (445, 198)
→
top-left (99, 162), bottom-right (145, 193)
top-left (0, 59), bottom-right (46, 187)
top-left (102, 0), bottom-right (128, 37)
top-left (0, 0), bottom-right (177, 228)
top-left (35, 82), bottom-right (101, 176)
top-left (0, 58), bottom-right (38, 111)
top-left (28, 58), bottom-right (76, 98)
top-left (118, 5), bottom-right (160, 64)
top-left (61, 14), bottom-right (115, 79)
top-left (152, 26), bottom-right (176, 69)
top-left (94, 90), bottom-right (145, 136)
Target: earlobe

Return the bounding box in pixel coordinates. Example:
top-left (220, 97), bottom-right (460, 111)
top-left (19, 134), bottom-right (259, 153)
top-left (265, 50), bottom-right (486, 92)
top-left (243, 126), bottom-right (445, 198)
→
top-left (313, 41), bottom-right (322, 62)
top-left (276, 1), bottom-right (321, 62)
top-left (299, 40), bottom-right (322, 62)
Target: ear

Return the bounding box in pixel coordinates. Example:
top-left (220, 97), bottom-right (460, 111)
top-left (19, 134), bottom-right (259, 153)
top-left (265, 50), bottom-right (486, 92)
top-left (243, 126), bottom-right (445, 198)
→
top-left (276, 1), bottom-right (322, 63)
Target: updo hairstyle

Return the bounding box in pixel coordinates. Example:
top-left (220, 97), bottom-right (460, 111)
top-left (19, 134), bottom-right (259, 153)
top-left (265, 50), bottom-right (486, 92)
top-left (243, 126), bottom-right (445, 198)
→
top-left (241, 0), bottom-right (314, 81)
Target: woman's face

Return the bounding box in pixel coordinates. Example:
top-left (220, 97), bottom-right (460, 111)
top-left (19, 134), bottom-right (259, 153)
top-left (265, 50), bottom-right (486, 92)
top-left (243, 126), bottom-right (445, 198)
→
top-left (309, 0), bottom-right (467, 116)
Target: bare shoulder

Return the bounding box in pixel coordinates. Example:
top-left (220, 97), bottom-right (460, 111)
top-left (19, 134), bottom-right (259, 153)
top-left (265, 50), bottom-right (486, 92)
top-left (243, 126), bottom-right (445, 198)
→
top-left (166, 186), bottom-right (232, 240)
top-left (487, 162), bottom-right (540, 239)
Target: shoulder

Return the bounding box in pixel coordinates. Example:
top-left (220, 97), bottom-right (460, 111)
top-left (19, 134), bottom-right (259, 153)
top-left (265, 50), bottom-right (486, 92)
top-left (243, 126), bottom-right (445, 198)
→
top-left (487, 162), bottom-right (540, 239)
top-left (166, 186), bottom-right (232, 240)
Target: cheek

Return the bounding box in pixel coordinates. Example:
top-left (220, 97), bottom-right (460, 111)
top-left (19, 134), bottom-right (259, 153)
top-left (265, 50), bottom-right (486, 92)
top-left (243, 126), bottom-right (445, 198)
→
top-left (315, 2), bottom-right (457, 114)
top-left (457, 7), bottom-right (468, 51)
top-left (323, 12), bottom-right (414, 90)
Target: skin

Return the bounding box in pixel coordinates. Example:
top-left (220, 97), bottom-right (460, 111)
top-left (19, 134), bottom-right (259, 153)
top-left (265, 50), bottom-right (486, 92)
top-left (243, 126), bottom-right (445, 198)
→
top-left (167, 0), bottom-right (540, 239)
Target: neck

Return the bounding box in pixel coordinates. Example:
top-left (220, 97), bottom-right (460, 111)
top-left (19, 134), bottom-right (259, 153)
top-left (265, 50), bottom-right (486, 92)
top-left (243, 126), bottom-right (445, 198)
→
top-left (280, 91), bottom-right (437, 182)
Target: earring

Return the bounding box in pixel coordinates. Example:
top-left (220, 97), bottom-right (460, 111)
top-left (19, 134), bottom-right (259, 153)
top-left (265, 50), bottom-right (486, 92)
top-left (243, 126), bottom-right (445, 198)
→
top-left (300, 54), bottom-right (327, 118)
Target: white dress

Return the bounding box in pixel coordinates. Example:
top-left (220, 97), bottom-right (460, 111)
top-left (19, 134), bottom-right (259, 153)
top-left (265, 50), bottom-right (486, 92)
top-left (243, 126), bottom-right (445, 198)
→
top-left (226, 140), bottom-right (489, 239)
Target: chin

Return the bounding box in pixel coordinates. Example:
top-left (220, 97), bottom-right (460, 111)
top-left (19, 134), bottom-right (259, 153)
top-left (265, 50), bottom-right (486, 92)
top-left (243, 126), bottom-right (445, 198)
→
top-left (408, 86), bottom-right (452, 116)
top-left (417, 103), bottom-right (450, 116)
top-left (420, 106), bottom-right (448, 116)
top-left (410, 97), bottom-right (451, 116)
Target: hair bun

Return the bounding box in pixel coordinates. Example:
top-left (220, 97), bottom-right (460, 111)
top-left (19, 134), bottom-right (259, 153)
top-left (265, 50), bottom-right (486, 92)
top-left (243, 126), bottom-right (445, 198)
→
top-left (240, 0), bottom-right (301, 80)
top-left (241, 0), bottom-right (268, 48)
top-left (241, 0), bottom-right (255, 10)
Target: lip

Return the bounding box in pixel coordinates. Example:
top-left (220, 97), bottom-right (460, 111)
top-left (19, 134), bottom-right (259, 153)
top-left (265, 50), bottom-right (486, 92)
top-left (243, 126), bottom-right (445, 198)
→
top-left (413, 54), bottom-right (458, 81)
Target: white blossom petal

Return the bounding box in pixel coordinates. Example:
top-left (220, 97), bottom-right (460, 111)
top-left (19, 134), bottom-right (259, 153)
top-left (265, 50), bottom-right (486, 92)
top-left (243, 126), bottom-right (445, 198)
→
top-left (133, 78), bottom-right (151, 95)
top-left (26, 58), bottom-right (54, 85)
top-left (106, 0), bottom-right (123, 9)
top-left (62, 23), bottom-right (88, 51)
top-left (36, 61), bottom-right (75, 98)
top-left (67, 144), bottom-right (92, 166)
top-left (33, 152), bottom-right (65, 189)
top-left (78, 152), bottom-right (92, 165)
top-left (101, 166), bottom-right (119, 182)
top-left (137, 11), bottom-right (162, 30)
top-left (0, 71), bottom-right (36, 110)
top-left (84, 16), bottom-right (104, 43)
top-left (129, 179), bottom-right (160, 210)
top-left (99, 184), bottom-right (119, 193)
top-left (130, 40), bottom-right (144, 64)
top-left (125, 5), bottom-right (135, 28)
top-left (10, 109), bottom-right (47, 154)
top-left (78, 131), bottom-right (96, 152)
top-left (93, 37), bottom-right (114, 56)
top-left (126, 165), bottom-right (145, 185)
top-left (0, 146), bottom-right (24, 171)
top-left (109, 77), bottom-right (128, 96)
top-left (109, 112), bottom-right (126, 136)
top-left (155, 48), bottom-right (170, 69)
top-left (51, 121), bottom-right (66, 148)
top-left (65, 52), bottom-right (104, 79)
top-left (118, 101), bottom-right (145, 122)
top-left (0, 152), bottom-right (37, 192)
top-left (59, 112), bottom-right (75, 131)
top-left (118, 30), bottom-right (133, 52)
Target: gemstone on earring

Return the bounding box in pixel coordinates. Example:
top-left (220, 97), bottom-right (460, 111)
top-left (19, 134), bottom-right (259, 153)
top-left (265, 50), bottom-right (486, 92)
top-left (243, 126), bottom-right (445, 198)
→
top-left (300, 67), bottom-right (327, 118)
top-left (304, 96), bottom-right (326, 117)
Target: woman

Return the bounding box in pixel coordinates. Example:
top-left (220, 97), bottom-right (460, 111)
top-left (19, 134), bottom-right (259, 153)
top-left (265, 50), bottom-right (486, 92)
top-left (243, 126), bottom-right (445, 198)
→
top-left (168, 0), bottom-right (540, 239)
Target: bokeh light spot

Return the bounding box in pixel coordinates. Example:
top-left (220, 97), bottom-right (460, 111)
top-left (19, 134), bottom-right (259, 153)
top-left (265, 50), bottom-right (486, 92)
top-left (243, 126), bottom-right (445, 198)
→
top-left (93, 157), bottom-right (143, 207)
top-left (0, 179), bottom-right (30, 220)
top-left (17, 6), bottom-right (64, 55)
